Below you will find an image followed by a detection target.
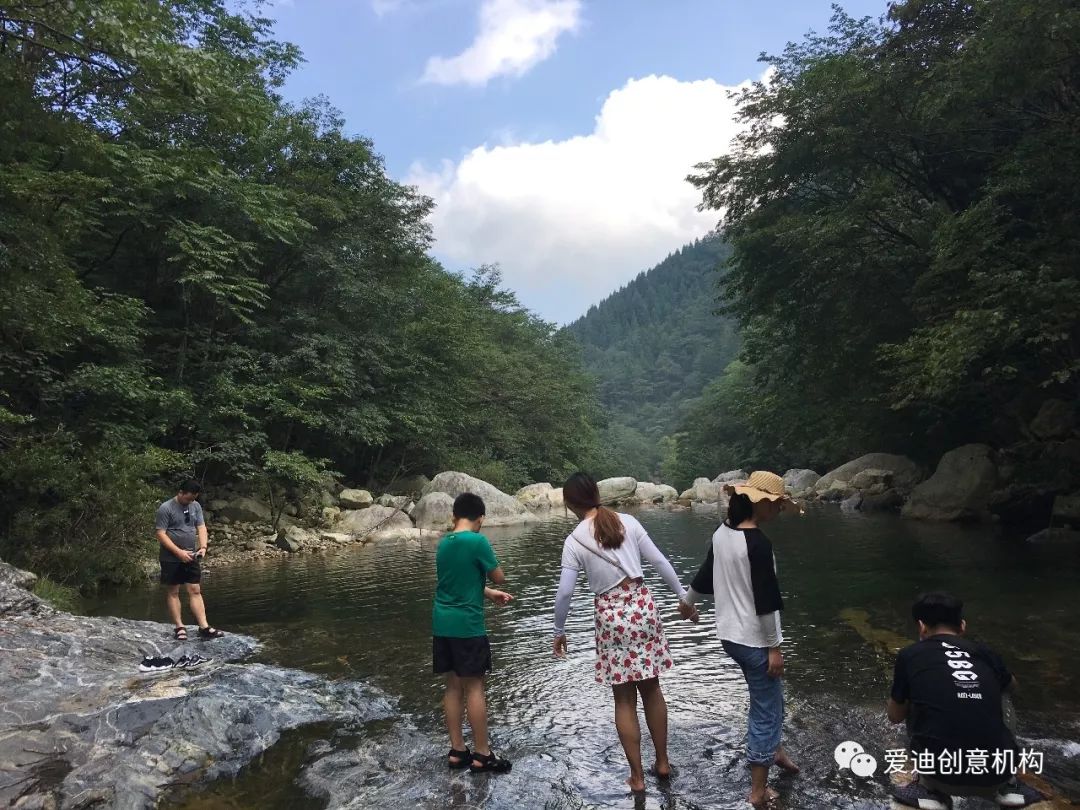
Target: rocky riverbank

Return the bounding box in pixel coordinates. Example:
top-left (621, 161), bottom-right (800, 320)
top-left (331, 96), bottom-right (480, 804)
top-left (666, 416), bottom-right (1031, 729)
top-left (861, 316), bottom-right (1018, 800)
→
top-left (0, 561), bottom-right (394, 809)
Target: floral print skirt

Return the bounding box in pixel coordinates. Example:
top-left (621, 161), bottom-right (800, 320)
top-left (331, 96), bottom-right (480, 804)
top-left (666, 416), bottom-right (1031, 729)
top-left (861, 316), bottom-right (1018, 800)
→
top-left (593, 579), bottom-right (673, 685)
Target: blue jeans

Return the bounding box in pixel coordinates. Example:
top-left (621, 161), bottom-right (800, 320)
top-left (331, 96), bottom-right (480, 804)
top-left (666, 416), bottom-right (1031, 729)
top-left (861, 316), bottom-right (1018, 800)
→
top-left (722, 639), bottom-right (784, 766)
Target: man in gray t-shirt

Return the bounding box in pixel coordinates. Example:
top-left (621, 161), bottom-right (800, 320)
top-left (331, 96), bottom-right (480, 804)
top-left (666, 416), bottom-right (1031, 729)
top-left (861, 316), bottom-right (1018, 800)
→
top-left (155, 479), bottom-right (224, 640)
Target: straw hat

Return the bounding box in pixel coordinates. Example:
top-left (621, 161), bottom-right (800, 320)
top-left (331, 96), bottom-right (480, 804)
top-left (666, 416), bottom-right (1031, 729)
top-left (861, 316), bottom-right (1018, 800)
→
top-left (724, 470), bottom-right (790, 503)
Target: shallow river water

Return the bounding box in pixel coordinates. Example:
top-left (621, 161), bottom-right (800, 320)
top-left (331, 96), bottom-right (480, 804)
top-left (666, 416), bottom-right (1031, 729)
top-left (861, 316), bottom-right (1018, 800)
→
top-left (90, 506), bottom-right (1080, 809)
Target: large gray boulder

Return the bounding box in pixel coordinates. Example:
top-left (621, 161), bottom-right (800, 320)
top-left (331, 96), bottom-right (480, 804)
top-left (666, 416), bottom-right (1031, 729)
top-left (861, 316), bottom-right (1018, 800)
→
top-left (0, 562), bottom-right (394, 810)
top-left (422, 472), bottom-right (534, 525)
top-left (597, 476), bottom-right (638, 504)
top-left (713, 470), bottom-right (748, 484)
top-left (331, 505), bottom-right (413, 538)
top-left (375, 494), bottom-right (412, 510)
top-left (515, 482), bottom-right (564, 511)
top-left (337, 488), bottom-right (373, 509)
top-left (412, 492), bottom-right (455, 531)
top-left (816, 453), bottom-right (924, 496)
top-left (902, 444), bottom-right (998, 522)
top-left (386, 474), bottom-right (431, 496)
top-left (783, 469), bottom-right (820, 497)
top-left (209, 496), bottom-right (271, 524)
top-left (682, 477), bottom-right (723, 503)
top-left (1030, 398), bottom-right (1076, 440)
top-left (632, 482), bottom-right (678, 504)
top-left (276, 525), bottom-right (315, 553)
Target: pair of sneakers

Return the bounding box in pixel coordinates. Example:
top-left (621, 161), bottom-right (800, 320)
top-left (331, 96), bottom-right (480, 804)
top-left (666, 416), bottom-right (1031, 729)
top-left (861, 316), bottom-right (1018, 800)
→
top-left (138, 653), bottom-right (211, 673)
top-left (893, 775), bottom-right (1048, 809)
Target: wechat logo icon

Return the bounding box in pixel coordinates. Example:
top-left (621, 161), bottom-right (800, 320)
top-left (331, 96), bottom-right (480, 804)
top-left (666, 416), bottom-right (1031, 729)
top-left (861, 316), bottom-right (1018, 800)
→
top-left (835, 741), bottom-right (878, 778)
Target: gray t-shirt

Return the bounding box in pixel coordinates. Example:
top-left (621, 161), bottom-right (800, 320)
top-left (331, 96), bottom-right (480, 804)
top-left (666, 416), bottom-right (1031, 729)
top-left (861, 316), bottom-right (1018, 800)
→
top-left (155, 498), bottom-right (205, 562)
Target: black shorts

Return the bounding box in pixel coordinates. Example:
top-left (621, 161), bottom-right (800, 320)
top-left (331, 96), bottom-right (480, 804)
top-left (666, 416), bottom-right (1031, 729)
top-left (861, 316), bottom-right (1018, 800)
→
top-left (160, 559), bottom-right (201, 586)
top-left (433, 635), bottom-right (491, 678)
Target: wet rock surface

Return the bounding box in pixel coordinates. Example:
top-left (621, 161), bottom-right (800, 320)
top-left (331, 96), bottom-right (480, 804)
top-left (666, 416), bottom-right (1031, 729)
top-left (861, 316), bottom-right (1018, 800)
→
top-left (0, 562), bottom-right (393, 809)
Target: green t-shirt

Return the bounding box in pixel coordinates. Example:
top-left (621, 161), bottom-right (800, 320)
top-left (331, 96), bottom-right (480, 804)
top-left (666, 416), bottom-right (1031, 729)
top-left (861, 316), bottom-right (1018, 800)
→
top-left (432, 530), bottom-right (499, 638)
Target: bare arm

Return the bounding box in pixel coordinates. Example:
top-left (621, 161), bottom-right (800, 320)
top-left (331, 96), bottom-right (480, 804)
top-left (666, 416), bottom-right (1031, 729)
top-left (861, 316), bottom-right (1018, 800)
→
top-left (487, 565), bottom-right (505, 585)
top-left (197, 524), bottom-right (208, 552)
top-left (156, 529), bottom-right (192, 562)
top-left (886, 698), bottom-right (908, 724)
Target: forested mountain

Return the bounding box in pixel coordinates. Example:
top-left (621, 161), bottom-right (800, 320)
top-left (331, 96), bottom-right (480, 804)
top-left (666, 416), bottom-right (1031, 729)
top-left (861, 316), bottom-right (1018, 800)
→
top-left (0, 1), bottom-right (603, 589)
top-left (568, 236), bottom-right (739, 481)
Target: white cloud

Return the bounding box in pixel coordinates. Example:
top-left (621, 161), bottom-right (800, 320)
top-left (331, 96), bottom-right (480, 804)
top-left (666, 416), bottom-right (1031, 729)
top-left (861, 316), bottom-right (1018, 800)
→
top-left (408, 74), bottom-right (753, 323)
top-left (421, 0), bottom-right (581, 86)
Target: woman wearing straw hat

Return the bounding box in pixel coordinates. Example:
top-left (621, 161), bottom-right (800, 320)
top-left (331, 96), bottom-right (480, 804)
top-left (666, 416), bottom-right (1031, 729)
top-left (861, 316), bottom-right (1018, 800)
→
top-left (679, 470), bottom-right (799, 808)
top-left (552, 472), bottom-right (696, 794)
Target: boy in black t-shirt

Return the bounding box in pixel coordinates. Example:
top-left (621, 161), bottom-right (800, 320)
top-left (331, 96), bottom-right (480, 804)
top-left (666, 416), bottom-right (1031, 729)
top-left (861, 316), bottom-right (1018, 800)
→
top-left (887, 593), bottom-right (1046, 810)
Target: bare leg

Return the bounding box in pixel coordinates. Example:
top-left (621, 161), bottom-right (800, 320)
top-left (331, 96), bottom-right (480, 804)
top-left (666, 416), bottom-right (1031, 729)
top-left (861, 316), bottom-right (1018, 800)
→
top-left (461, 676), bottom-right (489, 755)
top-left (774, 745), bottom-right (799, 774)
top-left (637, 678), bottom-right (670, 777)
top-left (749, 764), bottom-right (778, 807)
top-left (443, 673), bottom-right (468, 763)
top-left (185, 583), bottom-right (209, 628)
top-left (164, 585), bottom-right (183, 627)
top-left (613, 682), bottom-right (645, 792)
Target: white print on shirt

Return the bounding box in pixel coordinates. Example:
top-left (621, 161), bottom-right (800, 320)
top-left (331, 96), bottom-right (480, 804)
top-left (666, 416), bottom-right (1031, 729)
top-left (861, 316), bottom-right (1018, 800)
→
top-left (940, 640), bottom-right (983, 697)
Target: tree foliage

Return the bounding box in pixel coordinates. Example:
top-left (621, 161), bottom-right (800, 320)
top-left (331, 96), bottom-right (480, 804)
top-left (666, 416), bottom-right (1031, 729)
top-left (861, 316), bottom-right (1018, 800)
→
top-left (687, 0), bottom-right (1080, 472)
top-left (0, 0), bottom-right (603, 588)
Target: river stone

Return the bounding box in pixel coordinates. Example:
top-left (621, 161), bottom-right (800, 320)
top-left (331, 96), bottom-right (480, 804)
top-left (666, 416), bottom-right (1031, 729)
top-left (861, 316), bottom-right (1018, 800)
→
top-left (320, 531), bottom-right (353, 545)
top-left (816, 453), bottom-right (924, 496)
top-left (367, 527), bottom-right (432, 544)
top-left (375, 494), bottom-right (411, 510)
top-left (596, 476), bottom-right (638, 504)
top-left (840, 494), bottom-right (863, 512)
top-left (332, 505), bottom-right (413, 538)
top-left (211, 496), bottom-right (271, 523)
top-left (1030, 398), bottom-right (1076, 440)
top-left (632, 482), bottom-right (678, 504)
top-left (901, 444), bottom-right (998, 522)
top-left (412, 492), bottom-right (455, 531)
top-left (276, 525), bottom-right (313, 553)
top-left (338, 488), bottom-right (373, 509)
top-left (516, 482), bottom-right (564, 510)
top-left (0, 566), bottom-right (395, 810)
top-left (1052, 493), bottom-right (1080, 526)
top-left (860, 489), bottom-right (904, 512)
top-left (851, 468), bottom-right (893, 495)
top-left (422, 472), bottom-right (534, 525)
top-left (712, 470), bottom-right (748, 484)
top-left (681, 477), bottom-right (723, 503)
top-left (1026, 527), bottom-right (1080, 544)
top-left (783, 469), bottom-right (820, 497)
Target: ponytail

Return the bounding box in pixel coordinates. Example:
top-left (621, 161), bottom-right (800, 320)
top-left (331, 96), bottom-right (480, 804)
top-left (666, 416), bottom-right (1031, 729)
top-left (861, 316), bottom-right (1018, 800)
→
top-left (563, 471), bottom-right (627, 550)
top-left (592, 505), bottom-right (626, 550)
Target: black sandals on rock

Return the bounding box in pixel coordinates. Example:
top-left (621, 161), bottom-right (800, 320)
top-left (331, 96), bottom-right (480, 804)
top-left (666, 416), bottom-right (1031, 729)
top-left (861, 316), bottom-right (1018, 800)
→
top-left (469, 750), bottom-right (512, 774)
top-left (197, 626), bottom-right (225, 639)
top-left (447, 747), bottom-right (471, 769)
top-left (174, 626), bottom-right (188, 641)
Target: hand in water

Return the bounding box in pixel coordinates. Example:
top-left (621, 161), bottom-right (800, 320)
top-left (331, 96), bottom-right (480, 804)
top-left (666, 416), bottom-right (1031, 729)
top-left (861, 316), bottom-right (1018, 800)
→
top-left (485, 588), bottom-right (512, 606)
top-left (553, 635), bottom-right (567, 658)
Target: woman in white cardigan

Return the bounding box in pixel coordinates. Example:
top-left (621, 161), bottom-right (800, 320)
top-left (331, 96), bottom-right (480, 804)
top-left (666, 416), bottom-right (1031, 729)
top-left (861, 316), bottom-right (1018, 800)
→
top-left (552, 472), bottom-right (695, 793)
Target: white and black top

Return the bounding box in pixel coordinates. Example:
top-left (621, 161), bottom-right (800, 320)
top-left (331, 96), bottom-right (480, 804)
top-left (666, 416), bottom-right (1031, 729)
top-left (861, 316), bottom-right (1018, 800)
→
top-left (685, 523), bottom-right (784, 648)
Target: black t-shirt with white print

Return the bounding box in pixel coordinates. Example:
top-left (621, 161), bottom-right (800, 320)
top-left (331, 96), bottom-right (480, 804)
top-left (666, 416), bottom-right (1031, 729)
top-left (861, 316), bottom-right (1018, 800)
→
top-left (890, 634), bottom-right (1017, 785)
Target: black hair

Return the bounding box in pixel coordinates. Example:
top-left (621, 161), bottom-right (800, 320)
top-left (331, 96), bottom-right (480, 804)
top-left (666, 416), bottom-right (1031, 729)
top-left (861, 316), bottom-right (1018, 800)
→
top-left (563, 471), bottom-right (624, 549)
top-left (912, 592), bottom-right (964, 632)
top-left (725, 491), bottom-right (754, 528)
top-left (178, 478), bottom-right (202, 495)
top-left (452, 492), bottom-right (486, 521)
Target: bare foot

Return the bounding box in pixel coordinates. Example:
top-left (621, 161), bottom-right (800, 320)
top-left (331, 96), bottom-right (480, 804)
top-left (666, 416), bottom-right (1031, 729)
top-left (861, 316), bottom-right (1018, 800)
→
top-left (626, 775), bottom-right (646, 793)
top-left (650, 760), bottom-right (673, 780)
top-left (774, 751), bottom-right (800, 775)
top-left (748, 786), bottom-right (778, 808)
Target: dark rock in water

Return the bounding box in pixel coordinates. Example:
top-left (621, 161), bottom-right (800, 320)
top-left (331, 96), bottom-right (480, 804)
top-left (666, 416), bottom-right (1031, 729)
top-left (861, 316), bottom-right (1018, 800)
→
top-left (0, 559), bottom-right (394, 809)
top-left (860, 489), bottom-right (904, 513)
top-left (1026, 528), bottom-right (1080, 544)
top-left (990, 485), bottom-right (1055, 526)
top-left (840, 494), bottom-right (863, 512)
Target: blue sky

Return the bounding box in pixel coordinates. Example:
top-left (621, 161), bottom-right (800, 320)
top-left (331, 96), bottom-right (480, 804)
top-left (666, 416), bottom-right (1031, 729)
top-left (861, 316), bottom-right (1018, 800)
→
top-left (268, 0), bottom-right (888, 323)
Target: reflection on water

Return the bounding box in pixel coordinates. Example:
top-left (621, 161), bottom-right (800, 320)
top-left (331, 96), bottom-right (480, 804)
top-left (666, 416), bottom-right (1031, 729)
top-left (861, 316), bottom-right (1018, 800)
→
top-left (91, 507), bottom-right (1080, 808)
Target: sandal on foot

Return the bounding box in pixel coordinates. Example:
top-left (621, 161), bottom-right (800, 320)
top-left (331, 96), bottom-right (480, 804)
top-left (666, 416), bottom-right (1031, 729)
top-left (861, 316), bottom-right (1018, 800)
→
top-left (174, 626), bottom-right (188, 641)
top-left (197, 626), bottom-right (225, 639)
top-left (447, 747), bottom-right (471, 769)
top-left (469, 750), bottom-right (512, 773)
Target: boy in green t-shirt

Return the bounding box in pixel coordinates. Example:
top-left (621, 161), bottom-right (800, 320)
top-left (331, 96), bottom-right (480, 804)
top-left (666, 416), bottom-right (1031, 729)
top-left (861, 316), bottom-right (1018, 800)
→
top-left (434, 492), bottom-right (513, 773)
